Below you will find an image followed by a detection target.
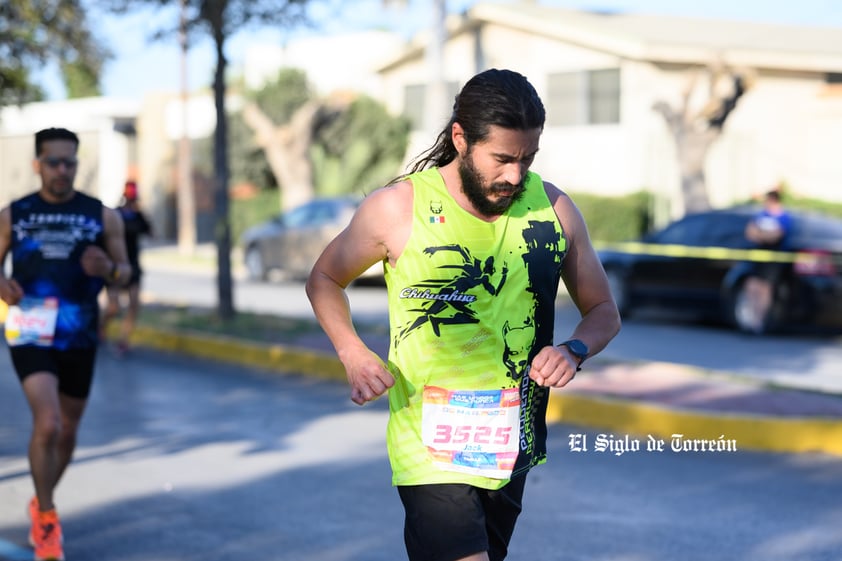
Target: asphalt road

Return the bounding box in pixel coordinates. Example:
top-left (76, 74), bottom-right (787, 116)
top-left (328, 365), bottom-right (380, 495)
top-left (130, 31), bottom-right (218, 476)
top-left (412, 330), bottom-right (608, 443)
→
top-left (1, 344), bottom-right (842, 561)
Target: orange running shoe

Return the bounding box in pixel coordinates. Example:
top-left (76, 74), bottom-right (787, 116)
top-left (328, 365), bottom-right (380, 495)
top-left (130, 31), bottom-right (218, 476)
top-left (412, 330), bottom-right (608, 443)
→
top-left (32, 509), bottom-right (64, 561)
top-left (27, 496), bottom-right (38, 547)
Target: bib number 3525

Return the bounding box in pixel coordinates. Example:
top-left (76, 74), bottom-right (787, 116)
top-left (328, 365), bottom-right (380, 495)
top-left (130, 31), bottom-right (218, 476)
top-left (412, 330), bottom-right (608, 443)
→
top-left (432, 424), bottom-right (513, 446)
top-left (421, 386), bottom-right (521, 480)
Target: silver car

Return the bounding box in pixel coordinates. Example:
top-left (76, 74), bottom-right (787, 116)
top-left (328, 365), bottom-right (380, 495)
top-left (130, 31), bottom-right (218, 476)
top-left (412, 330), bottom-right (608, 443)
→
top-left (240, 196), bottom-right (381, 282)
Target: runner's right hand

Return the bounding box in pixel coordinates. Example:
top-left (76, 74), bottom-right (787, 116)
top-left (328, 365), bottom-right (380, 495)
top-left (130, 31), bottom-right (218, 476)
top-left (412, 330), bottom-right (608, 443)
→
top-left (341, 347), bottom-right (395, 405)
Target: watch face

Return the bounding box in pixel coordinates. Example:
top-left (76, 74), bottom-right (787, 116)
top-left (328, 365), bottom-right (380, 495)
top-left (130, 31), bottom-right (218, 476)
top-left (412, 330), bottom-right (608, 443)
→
top-left (565, 339), bottom-right (588, 358)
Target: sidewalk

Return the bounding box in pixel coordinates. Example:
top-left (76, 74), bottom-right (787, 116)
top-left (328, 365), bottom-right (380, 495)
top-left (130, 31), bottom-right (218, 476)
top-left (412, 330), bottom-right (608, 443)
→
top-left (122, 319), bottom-right (842, 458)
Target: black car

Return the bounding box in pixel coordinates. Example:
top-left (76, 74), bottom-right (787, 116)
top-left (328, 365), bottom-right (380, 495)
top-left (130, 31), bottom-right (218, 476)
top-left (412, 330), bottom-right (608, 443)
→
top-left (239, 196), bottom-right (381, 282)
top-left (597, 206), bottom-right (842, 333)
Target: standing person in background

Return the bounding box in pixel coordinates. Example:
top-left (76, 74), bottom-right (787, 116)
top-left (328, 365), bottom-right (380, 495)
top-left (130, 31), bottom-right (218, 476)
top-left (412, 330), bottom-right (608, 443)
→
top-left (0, 127), bottom-right (131, 561)
top-left (306, 69), bottom-right (620, 561)
top-left (743, 188), bottom-right (792, 333)
top-left (100, 180), bottom-right (152, 355)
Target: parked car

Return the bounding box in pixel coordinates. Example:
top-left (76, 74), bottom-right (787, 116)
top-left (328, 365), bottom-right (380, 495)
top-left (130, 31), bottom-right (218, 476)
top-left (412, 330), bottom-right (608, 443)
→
top-left (597, 206), bottom-right (842, 333)
top-left (240, 196), bottom-right (382, 282)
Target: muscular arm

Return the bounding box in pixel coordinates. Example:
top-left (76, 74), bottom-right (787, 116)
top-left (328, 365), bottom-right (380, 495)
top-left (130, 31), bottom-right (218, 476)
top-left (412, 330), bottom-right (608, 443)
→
top-left (80, 207), bottom-right (131, 286)
top-left (306, 182), bottom-right (412, 404)
top-left (529, 182), bottom-right (621, 388)
top-left (0, 206), bottom-right (24, 304)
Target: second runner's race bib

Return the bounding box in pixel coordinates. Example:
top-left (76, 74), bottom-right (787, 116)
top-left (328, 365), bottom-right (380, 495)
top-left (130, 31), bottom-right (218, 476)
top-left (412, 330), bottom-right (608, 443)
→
top-left (4, 297), bottom-right (59, 347)
top-left (421, 386), bottom-right (521, 479)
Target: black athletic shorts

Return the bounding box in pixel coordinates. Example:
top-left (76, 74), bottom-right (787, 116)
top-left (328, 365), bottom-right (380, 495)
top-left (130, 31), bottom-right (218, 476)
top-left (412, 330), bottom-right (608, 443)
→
top-left (397, 474), bottom-right (527, 561)
top-left (10, 346), bottom-right (98, 399)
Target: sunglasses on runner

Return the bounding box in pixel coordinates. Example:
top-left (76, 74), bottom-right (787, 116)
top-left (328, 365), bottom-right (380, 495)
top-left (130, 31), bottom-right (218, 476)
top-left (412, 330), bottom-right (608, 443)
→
top-left (40, 157), bottom-right (78, 169)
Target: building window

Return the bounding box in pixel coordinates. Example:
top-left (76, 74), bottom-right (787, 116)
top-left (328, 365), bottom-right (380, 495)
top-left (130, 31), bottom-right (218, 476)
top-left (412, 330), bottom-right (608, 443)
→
top-left (547, 68), bottom-right (620, 126)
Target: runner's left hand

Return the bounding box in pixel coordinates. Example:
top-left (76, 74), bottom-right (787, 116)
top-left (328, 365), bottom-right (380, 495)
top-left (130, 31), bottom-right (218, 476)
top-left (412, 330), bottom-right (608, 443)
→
top-left (529, 345), bottom-right (578, 388)
top-left (80, 245), bottom-right (113, 278)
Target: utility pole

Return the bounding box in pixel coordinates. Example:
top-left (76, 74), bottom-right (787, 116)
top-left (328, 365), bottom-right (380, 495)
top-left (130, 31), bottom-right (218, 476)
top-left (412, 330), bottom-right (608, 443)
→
top-left (177, 0), bottom-right (197, 255)
top-left (424, 0), bottom-right (448, 134)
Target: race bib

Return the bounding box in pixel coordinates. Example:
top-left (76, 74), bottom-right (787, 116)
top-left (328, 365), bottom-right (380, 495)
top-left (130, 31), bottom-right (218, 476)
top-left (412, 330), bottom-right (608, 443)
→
top-left (4, 297), bottom-right (59, 347)
top-left (421, 386), bottom-right (521, 479)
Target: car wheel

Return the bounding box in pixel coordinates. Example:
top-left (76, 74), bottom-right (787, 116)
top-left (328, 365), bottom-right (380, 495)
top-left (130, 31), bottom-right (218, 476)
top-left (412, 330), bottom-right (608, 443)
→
top-left (244, 245), bottom-right (267, 281)
top-left (605, 268), bottom-right (631, 318)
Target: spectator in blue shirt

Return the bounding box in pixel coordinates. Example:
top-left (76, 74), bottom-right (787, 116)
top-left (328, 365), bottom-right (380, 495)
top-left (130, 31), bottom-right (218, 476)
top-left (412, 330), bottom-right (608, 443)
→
top-left (743, 188), bottom-right (791, 333)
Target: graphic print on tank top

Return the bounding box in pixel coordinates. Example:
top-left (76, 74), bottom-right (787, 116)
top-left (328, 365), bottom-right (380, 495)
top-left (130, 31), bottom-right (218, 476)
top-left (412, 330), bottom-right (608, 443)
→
top-left (394, 219), bottom-right (564, 381)
top-left (395, 244), bottom-right (508, 345)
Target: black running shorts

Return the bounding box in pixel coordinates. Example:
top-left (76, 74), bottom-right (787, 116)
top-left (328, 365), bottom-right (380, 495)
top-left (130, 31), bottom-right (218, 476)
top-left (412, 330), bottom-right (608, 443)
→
top-left (10, 346), bottom-right (98, 399)
top-left (397, 474), bottom-right (527, 561)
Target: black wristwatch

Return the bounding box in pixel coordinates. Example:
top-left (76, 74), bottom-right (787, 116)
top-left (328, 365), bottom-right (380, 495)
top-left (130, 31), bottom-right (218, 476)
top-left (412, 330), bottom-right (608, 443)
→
top-left (559, 339), bottom-right (588, 371)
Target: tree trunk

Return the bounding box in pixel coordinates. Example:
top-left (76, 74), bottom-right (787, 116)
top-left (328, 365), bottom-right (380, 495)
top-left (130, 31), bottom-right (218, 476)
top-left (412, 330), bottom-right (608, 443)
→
top-left (676, 131), bottom-right (717, 212)
top-left (242, 101), bottom-right (320, 212)
top-left (653, 68), bottom-right (750, 215)
top-left (212, 32), bottom-right (234, 321)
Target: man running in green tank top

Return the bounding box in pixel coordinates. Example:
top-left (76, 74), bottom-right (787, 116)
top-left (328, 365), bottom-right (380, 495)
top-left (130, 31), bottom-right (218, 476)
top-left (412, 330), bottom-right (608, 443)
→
top-left (307, 68), bottom-right (621, 561)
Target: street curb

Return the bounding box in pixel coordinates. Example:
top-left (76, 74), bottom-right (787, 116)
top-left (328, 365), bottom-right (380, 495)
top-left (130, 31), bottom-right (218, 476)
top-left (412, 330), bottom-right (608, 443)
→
top-left (130, 325), bottom-right (347, 382)
top-left (129, 325), bottom-right (842, 458)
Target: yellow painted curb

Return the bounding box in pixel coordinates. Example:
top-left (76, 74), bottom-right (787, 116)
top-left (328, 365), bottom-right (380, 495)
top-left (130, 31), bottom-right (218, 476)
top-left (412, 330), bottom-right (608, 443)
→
top-left (126, 325), bottom-right (842, 458)
top-left (129, 325), bottom-right (348, 383)
top-left (547, 392), bottom-right (842, 456)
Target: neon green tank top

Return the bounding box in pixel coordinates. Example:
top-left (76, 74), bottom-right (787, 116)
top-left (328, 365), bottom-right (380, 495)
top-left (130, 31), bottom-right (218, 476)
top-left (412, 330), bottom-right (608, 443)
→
top-left (384, 167), bottom-right (567, 489)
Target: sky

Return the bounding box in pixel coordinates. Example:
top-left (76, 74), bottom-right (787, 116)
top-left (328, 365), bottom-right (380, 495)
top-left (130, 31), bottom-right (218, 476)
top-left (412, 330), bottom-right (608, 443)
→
top-left (39, 0), bottom-right (842, 102)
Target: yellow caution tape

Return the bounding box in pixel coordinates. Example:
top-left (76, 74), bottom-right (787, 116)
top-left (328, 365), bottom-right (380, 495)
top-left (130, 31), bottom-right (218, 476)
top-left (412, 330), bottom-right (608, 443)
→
top-left (594, 241), bottom-right (798, 263)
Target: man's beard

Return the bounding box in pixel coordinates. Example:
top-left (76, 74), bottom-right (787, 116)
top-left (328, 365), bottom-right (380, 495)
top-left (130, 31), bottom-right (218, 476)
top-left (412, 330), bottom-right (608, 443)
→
top-left (46, 178), bottom-right (74, 201)
top-left (458, 153), bottom-right (526, 217)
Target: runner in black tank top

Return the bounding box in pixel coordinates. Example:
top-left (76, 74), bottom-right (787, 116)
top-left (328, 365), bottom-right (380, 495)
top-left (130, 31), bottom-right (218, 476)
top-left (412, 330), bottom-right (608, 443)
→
top-left (0, 127), bottom-right (131, 561)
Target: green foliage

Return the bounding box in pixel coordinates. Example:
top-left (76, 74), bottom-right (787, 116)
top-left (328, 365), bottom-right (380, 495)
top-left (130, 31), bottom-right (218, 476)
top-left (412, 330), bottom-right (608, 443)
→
top-left (249, 67), bottom-right (313, 123)
top-left (575, 189), bottom-right (842, 245)
top-left (312, 95), bottom-right (411, 196)
top-left (570, 190), bottom-right (654, 242)
top-left (61, 59), bottom-right (101, 98)
top-left (0, 67), bottom-right (43, 105)
top-left (138, 303), bottom-right (324, 344)
top-left (136, 301), bottom-right (388, 344)
top-left (784, 196), bottom-right (842, 220)
top-left (0, 0), bottom-right (107, 104)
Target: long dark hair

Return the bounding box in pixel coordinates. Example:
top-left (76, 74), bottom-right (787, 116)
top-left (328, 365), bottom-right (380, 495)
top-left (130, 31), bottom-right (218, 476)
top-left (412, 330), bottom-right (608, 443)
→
top-left (406, 68), bottom-right (546, 174)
